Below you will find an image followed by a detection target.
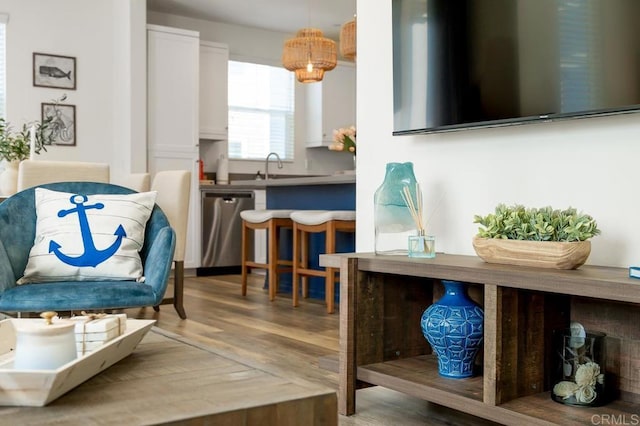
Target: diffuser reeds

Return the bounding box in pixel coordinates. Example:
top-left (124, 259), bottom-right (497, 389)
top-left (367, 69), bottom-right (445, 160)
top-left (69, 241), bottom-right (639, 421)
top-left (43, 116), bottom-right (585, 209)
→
top-left (401, 183), bottom-right (425, 235)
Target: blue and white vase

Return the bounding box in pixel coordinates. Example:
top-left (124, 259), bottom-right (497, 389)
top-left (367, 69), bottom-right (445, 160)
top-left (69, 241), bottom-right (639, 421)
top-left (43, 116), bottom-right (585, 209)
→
top-left (420, 280), bottom-right (484, 378)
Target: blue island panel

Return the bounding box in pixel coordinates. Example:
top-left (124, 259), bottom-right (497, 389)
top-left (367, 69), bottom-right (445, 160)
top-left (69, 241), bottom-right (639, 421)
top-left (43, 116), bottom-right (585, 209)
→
top-left (266, 183), bottom-right (356, 302)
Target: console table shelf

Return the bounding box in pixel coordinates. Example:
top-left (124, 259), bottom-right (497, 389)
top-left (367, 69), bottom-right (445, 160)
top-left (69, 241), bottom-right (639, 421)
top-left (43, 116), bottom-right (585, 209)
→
top-left (320, 252), bottom-right (640, 426)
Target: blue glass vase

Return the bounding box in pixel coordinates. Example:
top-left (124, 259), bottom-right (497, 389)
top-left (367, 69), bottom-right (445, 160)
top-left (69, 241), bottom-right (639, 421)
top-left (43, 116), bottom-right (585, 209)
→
top-left (374, 162), bottom-right (419, 255)
top-left (420, 280), bottom-right (484, 378)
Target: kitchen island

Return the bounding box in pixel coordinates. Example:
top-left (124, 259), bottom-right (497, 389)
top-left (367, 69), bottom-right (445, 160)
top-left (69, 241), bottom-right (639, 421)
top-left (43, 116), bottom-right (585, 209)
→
top-left (199, 172), bottom-right (355, 190)
top-left (201, 173), bottom-right (356, 303)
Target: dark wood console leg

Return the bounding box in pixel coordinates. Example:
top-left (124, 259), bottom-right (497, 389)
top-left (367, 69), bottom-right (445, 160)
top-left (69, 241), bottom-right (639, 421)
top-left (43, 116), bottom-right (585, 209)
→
top-left (339, 257), bottom-right (357, 415)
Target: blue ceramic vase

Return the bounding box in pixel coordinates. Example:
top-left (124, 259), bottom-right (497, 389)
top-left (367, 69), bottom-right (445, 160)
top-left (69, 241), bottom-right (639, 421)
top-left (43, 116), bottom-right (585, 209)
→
top-left (420, 280), bottom-right (484, 378)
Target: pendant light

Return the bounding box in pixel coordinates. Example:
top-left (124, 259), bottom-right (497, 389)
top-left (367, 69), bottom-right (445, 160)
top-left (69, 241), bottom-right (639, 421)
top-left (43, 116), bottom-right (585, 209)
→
top-left (282, 28), bottom-right (337, 83)
top-left (282, 0), bottom-right (337, 83)
top-left (340, 16), bottom-right (356, 61)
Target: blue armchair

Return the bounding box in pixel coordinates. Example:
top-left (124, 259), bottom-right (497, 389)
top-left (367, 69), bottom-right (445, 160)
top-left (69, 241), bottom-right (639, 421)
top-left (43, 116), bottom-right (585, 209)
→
top-left (0, 182), bottom-right (176, 314)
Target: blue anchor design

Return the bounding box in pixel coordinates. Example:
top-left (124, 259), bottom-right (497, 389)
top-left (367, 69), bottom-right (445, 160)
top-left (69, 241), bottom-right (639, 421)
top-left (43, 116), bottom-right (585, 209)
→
top-left (49, 194), bottom-right (126, 267)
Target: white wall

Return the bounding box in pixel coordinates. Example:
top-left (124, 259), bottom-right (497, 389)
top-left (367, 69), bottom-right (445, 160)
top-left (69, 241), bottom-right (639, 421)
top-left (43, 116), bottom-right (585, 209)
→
top-left (358, 0), bottom-right (640, 268)
top-left (148, 11), bottom-right (355, 177)
top-left (2, 0), bottom-right (146, 176)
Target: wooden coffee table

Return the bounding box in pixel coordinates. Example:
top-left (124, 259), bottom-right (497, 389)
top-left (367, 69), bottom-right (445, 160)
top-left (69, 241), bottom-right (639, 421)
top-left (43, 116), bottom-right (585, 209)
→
top-left (0, 327), bottom-right (337, 425)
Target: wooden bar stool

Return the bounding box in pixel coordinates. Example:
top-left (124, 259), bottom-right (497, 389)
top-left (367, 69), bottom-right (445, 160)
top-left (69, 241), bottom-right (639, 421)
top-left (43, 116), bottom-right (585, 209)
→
top-left (240, 209), bottom-right (294, 301)
top-left (291, 210), bottom-right (356, 314)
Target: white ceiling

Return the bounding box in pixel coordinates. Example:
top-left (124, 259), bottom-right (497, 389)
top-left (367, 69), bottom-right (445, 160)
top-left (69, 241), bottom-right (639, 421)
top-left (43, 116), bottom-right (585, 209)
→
top-left (146, 0), bottom-right (356, 40)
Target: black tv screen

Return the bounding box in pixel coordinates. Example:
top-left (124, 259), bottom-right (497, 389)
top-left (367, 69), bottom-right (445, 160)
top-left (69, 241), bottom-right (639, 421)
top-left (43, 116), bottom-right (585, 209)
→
top-left (392, 0), bottom-right (640, 135)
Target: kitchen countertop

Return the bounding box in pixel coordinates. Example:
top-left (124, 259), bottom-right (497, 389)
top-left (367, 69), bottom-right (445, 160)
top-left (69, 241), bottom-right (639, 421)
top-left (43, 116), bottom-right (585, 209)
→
top-left (200, 173), bottom-right (355, 191)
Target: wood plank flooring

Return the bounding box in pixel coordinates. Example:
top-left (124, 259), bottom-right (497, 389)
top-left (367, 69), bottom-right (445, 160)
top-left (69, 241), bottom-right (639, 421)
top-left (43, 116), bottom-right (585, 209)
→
top-left (125, 274), bottom-right (498, 425)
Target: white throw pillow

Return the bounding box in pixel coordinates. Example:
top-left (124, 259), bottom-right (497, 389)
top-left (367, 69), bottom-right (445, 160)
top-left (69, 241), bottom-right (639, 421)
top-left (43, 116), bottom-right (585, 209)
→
top-left (18, 188), bottom-right (157, 284)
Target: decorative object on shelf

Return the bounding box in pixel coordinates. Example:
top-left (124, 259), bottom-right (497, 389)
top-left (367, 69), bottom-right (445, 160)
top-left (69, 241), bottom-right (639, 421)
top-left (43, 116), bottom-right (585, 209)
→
top-left (33, 52), bottom-right (76, 90)
top-left (374, 162), bottom-right (419, 255)
top-left (551, 322), bottom-right (607, 407)
top-left (409, 234), bottom-right (435, 258)
top-left (472, 237), bottom-right (592, 270)
top-left (472, 204), bottom-right (601, 269)
top-left (282, 28), bottom-right (337, 83)
top-left (340, 16), bottom-right (356, 60)
top-left (630, 266), bottom-right (640, 279)
top-left (329, 126), bottom-right (356, 154)
top-left (400, 181), bottom-right (435, 258)
top-left (420, 280), bottom-right (484, 378)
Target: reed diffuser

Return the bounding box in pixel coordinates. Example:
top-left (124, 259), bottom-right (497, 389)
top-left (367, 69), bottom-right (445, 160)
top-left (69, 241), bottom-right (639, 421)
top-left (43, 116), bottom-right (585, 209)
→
top-left (400, 183), bottom-right (435, 258)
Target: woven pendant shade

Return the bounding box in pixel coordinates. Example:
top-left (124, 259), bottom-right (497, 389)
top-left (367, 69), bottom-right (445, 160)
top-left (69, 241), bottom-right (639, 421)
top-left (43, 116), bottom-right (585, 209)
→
top-left (282, 28), bottom-right (337, 83)
top-left (340, 18), bottom-right (356, 60)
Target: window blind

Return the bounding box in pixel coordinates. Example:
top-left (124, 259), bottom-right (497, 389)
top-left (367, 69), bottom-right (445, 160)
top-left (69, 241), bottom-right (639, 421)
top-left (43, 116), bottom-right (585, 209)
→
top-left (228, 60), bottom-right (295, 160)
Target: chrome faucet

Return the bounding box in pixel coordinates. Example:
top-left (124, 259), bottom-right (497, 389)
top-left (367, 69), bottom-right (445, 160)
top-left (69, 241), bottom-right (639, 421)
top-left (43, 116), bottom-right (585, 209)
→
top-left (264, 152), bottom-right (283, 179)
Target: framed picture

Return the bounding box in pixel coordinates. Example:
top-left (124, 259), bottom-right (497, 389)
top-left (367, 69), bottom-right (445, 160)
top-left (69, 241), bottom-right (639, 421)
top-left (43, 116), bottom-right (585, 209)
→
top-left (33, 53), bottom-right (76, 90)
top-left (41, 103), bottom-right (76, 146)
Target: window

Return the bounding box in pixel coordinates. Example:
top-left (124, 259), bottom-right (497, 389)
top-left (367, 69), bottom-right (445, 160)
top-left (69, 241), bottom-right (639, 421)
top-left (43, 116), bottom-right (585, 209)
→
top-left (0, 14), bottom-right (6, 119)
top-left (228, 60), bottom-right (295, 160)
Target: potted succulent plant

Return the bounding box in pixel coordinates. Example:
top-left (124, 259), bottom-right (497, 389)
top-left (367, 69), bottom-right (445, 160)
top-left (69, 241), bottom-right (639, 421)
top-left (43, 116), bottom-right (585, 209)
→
top-left (472, 204), bottom-right (601, 269)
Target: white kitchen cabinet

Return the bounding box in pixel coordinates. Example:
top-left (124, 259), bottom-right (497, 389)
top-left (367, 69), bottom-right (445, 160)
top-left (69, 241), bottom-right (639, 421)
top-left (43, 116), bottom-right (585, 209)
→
top-left (147, 24), bottom-right (201, 269)
top-left (305, 62), bottom-right (356, 148)
top-left (199, 41), bottom-right (229, 140)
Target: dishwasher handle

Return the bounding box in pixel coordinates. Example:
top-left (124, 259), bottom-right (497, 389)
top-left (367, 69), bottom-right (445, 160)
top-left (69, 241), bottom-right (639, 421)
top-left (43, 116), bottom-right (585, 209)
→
top-left (202, 191), bottom-right (255, 200)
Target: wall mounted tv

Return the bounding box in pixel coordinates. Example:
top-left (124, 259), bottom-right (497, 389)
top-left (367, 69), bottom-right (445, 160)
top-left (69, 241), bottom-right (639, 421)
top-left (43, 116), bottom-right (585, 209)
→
top-left (392, 0), bottom-right (640, 135)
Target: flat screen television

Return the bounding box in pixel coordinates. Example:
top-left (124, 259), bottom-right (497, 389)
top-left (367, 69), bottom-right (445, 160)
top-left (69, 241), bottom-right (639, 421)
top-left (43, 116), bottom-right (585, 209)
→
top-left (392, 0), bottom-right (640, 135)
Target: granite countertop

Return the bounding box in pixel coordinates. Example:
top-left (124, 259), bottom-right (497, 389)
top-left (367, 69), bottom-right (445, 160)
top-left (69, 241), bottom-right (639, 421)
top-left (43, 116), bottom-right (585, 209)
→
top-left (200, 173), bottom-right (355, 191)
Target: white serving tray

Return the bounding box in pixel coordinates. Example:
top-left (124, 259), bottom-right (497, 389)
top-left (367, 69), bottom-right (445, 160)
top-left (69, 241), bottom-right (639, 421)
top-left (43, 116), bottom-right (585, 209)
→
top-left (0, 318), bottom-right (155, 407)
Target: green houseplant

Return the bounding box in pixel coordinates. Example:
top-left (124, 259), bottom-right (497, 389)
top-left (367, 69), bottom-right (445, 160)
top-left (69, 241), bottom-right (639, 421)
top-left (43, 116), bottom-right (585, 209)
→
top-left (0, 94), bottom-right (65, 163)
top-left (0, 118), bottom-right (53, 196)
top-left (0, 117), bottom-right (54, 162)
top-left (472, 204), bottom-right (601, 269)
top-left (0, 95), bottom-right (64, 195)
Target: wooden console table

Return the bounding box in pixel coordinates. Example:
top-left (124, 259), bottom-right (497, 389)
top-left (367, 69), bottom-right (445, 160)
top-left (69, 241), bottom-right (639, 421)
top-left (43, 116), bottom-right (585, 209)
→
top-left (320, 252), bottom-right (640, 425)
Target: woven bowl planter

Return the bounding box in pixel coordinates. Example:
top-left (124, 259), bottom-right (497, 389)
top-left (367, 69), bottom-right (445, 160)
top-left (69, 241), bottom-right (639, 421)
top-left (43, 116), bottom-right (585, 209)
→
top-left (472, 236), bottom-right (591, 270)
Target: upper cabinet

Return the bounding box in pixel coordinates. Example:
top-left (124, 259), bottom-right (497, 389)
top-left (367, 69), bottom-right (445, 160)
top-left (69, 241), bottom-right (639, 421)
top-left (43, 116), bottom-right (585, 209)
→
top-left (305, 62), bottom-right (356, 148)
top-left (199, 41), bottom-right (229, 140)
top-left (147, 25), bottom-right (200, 153)
top-left (147, 24), bottom-right (201, 268)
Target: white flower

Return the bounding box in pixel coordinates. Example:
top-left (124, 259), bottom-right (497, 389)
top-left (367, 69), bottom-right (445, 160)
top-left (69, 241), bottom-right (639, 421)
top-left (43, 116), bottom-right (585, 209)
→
top-left (575, 362), bottom-right (600, 388)
top-left (575, 385), bottom-right (597, 404)
top-left (553, 381), bottom-right (579, 399)
top-left (329, 126), bottom-right (356, 154)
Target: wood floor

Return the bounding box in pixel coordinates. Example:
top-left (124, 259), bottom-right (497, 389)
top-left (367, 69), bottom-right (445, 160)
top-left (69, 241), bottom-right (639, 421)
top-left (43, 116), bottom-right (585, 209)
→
top-left (125, 273), bottom-right (498, 426)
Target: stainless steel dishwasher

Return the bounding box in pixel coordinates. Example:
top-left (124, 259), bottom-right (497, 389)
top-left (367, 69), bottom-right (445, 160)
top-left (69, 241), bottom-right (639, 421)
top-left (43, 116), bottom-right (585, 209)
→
top-left (199, 189), bottom-right (254, 275)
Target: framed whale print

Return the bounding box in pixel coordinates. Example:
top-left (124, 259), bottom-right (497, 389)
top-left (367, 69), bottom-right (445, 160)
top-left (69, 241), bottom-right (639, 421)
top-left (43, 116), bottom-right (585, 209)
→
top-left (33, 53), bottom-right (76, 90)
